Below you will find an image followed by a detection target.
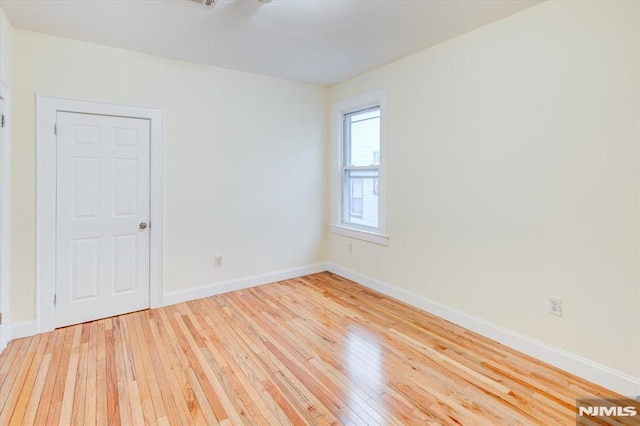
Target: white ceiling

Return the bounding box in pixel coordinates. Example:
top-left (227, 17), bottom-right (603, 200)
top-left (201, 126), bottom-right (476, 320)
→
top-left (1, 0), bottom-right (541, 86)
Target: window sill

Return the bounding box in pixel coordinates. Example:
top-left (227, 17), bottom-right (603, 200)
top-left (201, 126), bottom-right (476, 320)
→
top-left (330, 225), bottom-right (389, 246)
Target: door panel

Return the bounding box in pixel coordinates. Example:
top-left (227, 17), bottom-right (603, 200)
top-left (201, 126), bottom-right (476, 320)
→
top-left (56, 112), bottom-right (150, 328)
top-left (71, 237), bottom-right (99, 301)
top-left (113, 234), bottom-right (137, 294)
top-left (72, 157), bottom-right (100, 218)
top-left (113, 158), bottom-right (139, 216)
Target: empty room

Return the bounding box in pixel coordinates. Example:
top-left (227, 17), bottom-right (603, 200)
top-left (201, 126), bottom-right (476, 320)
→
top-left (0, 0), bottom-right (639, 424)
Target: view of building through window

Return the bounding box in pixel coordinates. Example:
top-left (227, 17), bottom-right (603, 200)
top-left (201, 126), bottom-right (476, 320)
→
top-left (343, 107), bottom-right (380, 228)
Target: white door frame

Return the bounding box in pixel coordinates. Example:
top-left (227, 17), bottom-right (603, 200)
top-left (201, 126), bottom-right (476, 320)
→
top-left (36, 95), bottom-right (164, 334)
top-left (0, 81), bottom-right (11, 351)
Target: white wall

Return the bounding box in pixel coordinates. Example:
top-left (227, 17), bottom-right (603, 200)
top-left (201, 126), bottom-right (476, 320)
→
top-left (10, 29), bottom-right (327, 322)
top-left (0, 8), bottom-right (12, 85)
top-left (329, 0), bottom-right (640, 379)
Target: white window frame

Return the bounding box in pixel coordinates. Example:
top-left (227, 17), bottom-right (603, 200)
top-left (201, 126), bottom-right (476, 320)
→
top-left (330, 89), bottom-right (388, 246)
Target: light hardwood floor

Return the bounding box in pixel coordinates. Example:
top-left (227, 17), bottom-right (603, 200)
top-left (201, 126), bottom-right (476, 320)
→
top-left (0, 272), bottom-right (630, 425)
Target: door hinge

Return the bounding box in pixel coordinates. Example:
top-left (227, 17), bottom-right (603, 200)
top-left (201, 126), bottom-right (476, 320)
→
top-left (53, 294), bottom-right (57, 306)
top-left (1, 114), bottom-right (5, 128)
top-left (54, 123), bottom-right (58, 135)
top-left (0, 312), bottom-right (3, 325)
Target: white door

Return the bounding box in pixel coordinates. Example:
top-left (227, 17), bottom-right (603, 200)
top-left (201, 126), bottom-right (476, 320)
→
top-left (55, 112), bottom-right (151, 327)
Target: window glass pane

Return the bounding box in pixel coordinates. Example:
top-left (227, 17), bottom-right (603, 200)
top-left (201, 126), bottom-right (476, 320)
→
top-left (351, 179), bottom-right (363, 197)
top-left (350, 180), bottom-right (363, 217)
top-left (344, 169), bottom-right (378, 228)
top-left (346, 107), bottom-right (380, 167)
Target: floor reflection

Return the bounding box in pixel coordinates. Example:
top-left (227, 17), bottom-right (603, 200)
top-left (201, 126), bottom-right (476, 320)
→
top-left (344, 326), bottom-right (387, 424)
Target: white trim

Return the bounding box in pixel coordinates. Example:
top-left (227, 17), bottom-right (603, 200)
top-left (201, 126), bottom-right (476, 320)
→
top-left (330, 225), bottom-right (389, 246)
top-left (7, 320), bottom-right (38, 341)
top-left (36, 95), bottom-right (164, 334)
top-left (331, 89), bottom-right (388, 243)
top-left (4, 265), bottom-right (326, 342)
top-left (163, 263), bottom-right (327, 306)
top-left (0, 81), bottom-right (10, 353)
top-left (326, 262), bottom-right (640, 398)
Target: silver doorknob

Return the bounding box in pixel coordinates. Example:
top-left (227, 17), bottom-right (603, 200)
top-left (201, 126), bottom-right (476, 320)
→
top-left (139, 222), bottom-right (148, 230)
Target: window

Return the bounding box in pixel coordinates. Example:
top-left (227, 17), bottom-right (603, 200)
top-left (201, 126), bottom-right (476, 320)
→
top-left (331, 90), bottom-right (388, 245)
top-left (343, 107), bottom-right (379, 227)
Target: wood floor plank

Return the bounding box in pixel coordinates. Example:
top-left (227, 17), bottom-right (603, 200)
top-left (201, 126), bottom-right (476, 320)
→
top-left (20, 353), bottom-right (52, 426)
top-left (57, 326), bottom-right (82, 426)
top-left (104, 319), bottom-right (121, 425)
top-left (167, 308), bottom-right (230, 423)
top-left (95, 319), bottom-right (108, 426)
top-left (129, 313), bottom-right (166, 423)
top-left (187, 301), bottom-right (268, 424)
top-left (82, 321), bottom-right (98, 426)
top-left (1, 272), bottom-right (635, 425)
top-left (137, 312), bottom-right (187, 425)
top-left (0, 339), bottom-right (27, 391)
top-left (44, 326), bottom-right (75, 426)
top-left (31, 328), bottom-right (66, 426)
top-left (154, 308), bottom-right (208, 424)
top-left (112, 318), bottom-right (134, 426)
top-left (122, 314), bottom-right (157, 425)
top-left (1, 335), bottom-right (43, 423)
top-left (70, 326), bottom-right (89, 426)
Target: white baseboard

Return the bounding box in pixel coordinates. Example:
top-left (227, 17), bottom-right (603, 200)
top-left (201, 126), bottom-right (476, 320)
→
top-left (326, 263), bottom-right (640, 398)
top-left (7, 320), bottom-right (38, 341)
top-left (1, 264), bottom-right (327, 348)
top-left (162, 263), bottom-right (328, 307)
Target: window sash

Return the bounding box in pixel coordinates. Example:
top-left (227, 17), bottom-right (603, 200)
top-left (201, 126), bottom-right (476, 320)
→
top-left (342, 106), bottom-right (380, 168)
top-left (341, 104), bottom-right (381, 229)
top-left (342, 166), bottom-right (379, 229)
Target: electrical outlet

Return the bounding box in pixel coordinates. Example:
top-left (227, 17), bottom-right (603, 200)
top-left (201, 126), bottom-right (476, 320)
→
top-left (214, 255), bottom-right (223, 267)
top-left (348, 243), bottom-right (352, 254)
top-left (548, 297), bottom-right (562, 317)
